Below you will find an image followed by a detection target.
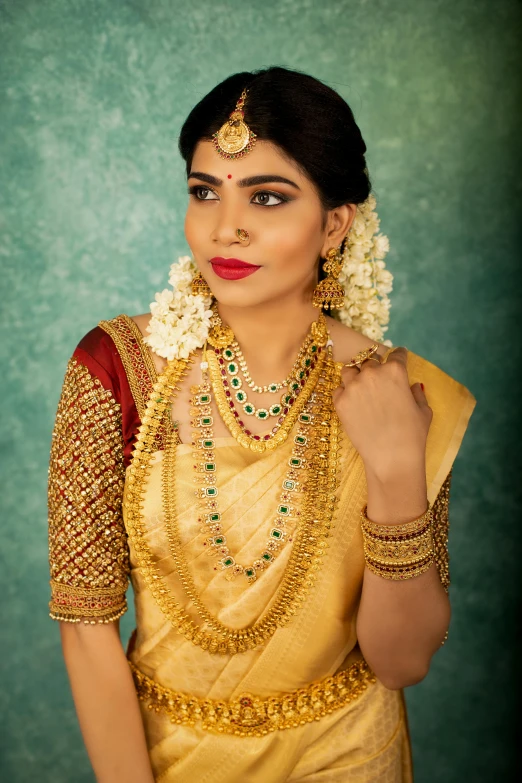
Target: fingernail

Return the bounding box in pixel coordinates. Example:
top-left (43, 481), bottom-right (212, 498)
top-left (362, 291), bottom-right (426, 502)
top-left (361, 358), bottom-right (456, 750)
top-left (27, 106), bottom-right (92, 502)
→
top-left (420, 382), bottom-right (425, 391)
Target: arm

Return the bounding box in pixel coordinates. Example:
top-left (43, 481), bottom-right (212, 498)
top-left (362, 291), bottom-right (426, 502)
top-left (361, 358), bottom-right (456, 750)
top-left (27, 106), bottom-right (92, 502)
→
top-left (333, 347), bottom-right (462, 691)
top-left (48, 352), bottom-right (154, 781)
top-left (356, 467), bottom-right (452, 690)
top-left (60, 622), bottom-right (154, 783)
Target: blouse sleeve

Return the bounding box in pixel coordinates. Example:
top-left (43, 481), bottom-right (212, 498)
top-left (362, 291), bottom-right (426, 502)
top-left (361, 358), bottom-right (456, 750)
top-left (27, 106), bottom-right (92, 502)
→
top-left (48, 353), bottom-right (130, 624)
top-left (431, 468), bottom-right (452, 594)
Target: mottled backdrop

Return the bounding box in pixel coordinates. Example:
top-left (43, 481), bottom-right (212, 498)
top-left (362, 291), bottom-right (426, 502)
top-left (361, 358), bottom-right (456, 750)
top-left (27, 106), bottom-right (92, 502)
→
top-left (1, 1), bottom-right (520, 780)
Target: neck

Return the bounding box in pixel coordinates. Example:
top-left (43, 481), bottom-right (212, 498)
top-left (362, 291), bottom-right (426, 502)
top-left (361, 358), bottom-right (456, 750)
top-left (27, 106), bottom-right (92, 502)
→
top-left (214, 298), bottom-right (324, 381)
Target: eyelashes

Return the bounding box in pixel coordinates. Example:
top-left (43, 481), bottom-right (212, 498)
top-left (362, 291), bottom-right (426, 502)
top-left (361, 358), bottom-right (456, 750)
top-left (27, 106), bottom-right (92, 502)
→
top-left (187, 185), bottom-right (291, 207)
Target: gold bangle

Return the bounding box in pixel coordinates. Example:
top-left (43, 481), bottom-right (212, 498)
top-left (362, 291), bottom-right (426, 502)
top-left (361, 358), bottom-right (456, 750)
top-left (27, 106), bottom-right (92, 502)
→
top-left (363, 529), bottom-right (434, 562)
top-left (365, 556), bottom-right (434, 581)
top-left (361, 520), bottom-right (432, 546)
top-left (364, 549), bottom-right (434, 569)
top-left (360, 504), bottom-right (433, 538)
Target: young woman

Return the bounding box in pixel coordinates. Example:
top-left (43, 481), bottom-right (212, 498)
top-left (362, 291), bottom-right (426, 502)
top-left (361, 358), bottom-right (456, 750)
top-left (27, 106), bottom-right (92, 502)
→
top-left (48, 67), bottom-right (476, 782)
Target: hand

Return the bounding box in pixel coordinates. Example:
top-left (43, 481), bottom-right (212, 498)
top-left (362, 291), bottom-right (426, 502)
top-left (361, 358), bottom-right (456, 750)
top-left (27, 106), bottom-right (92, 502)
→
top-left (332, 346), bottom-right (433, 482)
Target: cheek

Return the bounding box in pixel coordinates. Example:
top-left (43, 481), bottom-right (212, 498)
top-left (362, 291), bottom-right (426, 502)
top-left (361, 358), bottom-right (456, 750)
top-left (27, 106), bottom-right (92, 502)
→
top-left (184, 205), bottom-right (202, 249)
top-left (265, 215), bottom-right (321, 269)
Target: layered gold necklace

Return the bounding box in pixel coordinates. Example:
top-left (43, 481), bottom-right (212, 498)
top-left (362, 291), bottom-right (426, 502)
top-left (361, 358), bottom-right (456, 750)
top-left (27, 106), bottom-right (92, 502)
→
top-left (123, 312), bottom-right (343, 655)
top-left (190, 316), bottom-right (329, 584)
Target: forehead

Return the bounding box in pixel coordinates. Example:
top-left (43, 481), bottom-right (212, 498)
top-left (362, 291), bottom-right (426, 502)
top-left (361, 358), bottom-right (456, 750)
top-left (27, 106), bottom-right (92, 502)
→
top-left (190, 140), bottom-right (311, 188)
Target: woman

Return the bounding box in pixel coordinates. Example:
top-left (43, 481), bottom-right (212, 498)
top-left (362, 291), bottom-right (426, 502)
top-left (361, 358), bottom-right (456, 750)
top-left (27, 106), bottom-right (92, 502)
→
top-left (48, 67), bottom-right (476, 782)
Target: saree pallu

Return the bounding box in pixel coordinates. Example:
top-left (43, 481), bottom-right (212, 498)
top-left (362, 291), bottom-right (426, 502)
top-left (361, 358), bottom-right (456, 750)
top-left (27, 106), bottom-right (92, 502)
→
top-left (47, 317), bottom-right (476, 781)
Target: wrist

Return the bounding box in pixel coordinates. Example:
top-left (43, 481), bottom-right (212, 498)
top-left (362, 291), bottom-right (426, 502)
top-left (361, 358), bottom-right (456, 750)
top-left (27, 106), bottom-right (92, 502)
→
top-left (365, 460), bottom-right (428, 525)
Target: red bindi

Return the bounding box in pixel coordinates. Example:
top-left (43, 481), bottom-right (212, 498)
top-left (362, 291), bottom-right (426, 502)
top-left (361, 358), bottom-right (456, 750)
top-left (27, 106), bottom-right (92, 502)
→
top-left (227, 174), bottom-right (232, 179)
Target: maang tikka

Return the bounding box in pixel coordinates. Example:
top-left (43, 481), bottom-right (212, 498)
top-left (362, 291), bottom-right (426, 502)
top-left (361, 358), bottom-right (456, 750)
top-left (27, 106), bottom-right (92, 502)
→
top-left (312, 247), bottom-right (345, 310)
top-left (212, 89), bottom-right (257, 160)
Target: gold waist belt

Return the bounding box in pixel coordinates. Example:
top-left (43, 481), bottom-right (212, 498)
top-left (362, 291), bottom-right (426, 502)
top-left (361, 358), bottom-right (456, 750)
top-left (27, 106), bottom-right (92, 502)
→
top-left (128, 659), bottom-right (376, 738)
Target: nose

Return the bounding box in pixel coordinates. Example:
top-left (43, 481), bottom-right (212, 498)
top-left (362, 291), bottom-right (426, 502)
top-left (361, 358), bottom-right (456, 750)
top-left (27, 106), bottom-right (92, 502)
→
top-left (210, 199), bottom-right (248, 247)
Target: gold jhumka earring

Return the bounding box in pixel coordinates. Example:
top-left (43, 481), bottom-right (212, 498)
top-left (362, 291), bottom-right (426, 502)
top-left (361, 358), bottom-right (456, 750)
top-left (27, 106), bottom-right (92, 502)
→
top-left (191, 272), bottom-right (212, 297)
top-left (312, 247), bottom-right (345, 310)
top-left (212, 89), bottom-right (257, 160)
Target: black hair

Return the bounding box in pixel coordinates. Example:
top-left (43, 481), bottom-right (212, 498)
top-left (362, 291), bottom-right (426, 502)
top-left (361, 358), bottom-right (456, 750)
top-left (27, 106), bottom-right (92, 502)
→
top-left (179, 66), bottom-right (371, 212)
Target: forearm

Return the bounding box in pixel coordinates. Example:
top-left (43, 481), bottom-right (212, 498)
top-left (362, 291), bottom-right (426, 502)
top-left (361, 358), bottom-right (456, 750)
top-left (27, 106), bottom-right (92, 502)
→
top-left (60, 622), bottom-right (154, 783)
top-left (356, 463), bottom-right (450, 690)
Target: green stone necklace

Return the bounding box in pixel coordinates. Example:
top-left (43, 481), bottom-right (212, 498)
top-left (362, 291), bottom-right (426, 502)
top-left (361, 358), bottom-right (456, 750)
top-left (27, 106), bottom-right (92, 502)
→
top-left (222, 328), bottom-right (319, 421)
top-left (190, 364), bottom-right (319, 585)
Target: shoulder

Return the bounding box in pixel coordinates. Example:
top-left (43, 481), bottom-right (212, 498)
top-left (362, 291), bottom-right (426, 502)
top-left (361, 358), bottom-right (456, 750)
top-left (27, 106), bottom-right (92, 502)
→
top-left (325, 315), bottom-right (390, 363)
top-left (129, 313), bottom-right (152, 337)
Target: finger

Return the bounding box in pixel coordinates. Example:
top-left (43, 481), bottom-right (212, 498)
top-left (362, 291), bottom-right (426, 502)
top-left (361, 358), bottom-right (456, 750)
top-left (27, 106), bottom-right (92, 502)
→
top-left (410, 382), bottom-right (430, 408)
top-left (358, 355), bottom-right (384, 372)
top-left (382, 346), bottom-right (408, 367)
top-left (339, 363), bottom-right (360, 383)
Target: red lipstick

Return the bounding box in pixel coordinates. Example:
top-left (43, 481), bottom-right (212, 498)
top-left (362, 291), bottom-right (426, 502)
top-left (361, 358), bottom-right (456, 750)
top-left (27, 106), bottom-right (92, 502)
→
top-left (210, 257), bottom-right (261, 280)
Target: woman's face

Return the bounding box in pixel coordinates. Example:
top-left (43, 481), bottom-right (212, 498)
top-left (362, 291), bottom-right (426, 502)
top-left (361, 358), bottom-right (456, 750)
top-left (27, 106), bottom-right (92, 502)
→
top-left (184, 139), bottom-right (353, 310)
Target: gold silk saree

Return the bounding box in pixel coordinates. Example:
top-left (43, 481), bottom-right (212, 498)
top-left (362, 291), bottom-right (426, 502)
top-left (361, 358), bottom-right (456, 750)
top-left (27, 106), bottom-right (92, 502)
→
top-left (48, 316), bottom-right (476, 782)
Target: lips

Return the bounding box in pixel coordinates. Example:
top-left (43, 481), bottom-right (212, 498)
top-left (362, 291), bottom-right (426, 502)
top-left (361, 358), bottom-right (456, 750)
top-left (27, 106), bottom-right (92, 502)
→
top-left (210, 256), bottom-right (261, 281)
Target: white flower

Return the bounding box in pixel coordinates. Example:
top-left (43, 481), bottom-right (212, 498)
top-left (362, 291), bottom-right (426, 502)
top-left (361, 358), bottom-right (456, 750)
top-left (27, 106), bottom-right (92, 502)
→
top-left (333, 197), bottom-right (393, 342)
top-left (143, 256), bottom-right (214, 360)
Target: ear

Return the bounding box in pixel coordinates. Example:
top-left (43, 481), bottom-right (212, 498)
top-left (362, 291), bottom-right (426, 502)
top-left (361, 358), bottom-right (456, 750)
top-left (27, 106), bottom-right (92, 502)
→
top-left (320, 203), bottom-right (357, 257)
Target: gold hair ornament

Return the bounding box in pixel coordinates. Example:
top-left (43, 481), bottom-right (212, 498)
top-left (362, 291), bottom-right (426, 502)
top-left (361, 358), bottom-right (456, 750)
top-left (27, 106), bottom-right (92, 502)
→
top-left (212, 89), bottom-right (257, 160)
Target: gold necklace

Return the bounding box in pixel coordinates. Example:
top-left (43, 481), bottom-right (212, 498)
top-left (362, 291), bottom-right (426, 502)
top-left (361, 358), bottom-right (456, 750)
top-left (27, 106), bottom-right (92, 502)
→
top-left (191, 367), bottom-right (317, 583)
top-left (223, 327), bottom-right (319, 419)
top-left (123, 348), bottom-right (343, 654)
top-left (206, 314), bottom-right (329, 453)
top-left (228, 336), bottom-right (309, 394)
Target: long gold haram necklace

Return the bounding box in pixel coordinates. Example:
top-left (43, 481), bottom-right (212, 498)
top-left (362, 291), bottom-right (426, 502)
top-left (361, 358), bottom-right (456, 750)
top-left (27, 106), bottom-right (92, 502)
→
top-left (124, 347), bottom-right (343, 655)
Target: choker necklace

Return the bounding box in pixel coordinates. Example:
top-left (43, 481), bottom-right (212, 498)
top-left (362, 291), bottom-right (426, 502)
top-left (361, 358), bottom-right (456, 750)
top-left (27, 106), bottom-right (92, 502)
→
top-left (223, 326), bottom-right (320, 420)
top-left (206, 312), bottom-right (329, 453)
top-left (229, 340), bottom-right (296, 393)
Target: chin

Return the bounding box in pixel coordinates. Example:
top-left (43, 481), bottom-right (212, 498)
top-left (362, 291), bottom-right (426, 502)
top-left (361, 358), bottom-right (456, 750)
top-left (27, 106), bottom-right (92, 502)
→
top-left (209, 288), bottom-right (272, 309)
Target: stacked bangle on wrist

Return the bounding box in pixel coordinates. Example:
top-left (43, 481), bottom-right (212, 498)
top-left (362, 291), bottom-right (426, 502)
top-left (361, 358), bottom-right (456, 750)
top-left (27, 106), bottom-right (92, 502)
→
top-left (360, 504), bottom-right (435, 581)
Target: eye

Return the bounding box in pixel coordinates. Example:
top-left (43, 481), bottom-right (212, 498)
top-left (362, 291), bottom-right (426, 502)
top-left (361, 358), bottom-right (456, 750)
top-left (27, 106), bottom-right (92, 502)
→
top-left (188, 185), bottom-right (219, 201)
top-left (251, 190), bottom-right (289, 207)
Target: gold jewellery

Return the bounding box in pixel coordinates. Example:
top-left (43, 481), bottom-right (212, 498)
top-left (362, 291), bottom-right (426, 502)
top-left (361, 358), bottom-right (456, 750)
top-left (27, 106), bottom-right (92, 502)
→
top-left (312, 247), bottom-right (345, 310)
top-left (206, 314), bottom-right (329, 452)
top-left (213, 89), bottom-right (257, 160)
top-left (128, 658), bottom-right (376, 738)
top-left (191, 369), bottom-right (316, 583)
top-left (123, 319), bottom-right (344, 654)
top-left (360, 505), bottom-right (436, 581)
top-left (190, 271), bottom-right (212, 297)
top-left (344, 343), bottom-right (381, 368)
top-left (236, 228), bottom-right (249, 243)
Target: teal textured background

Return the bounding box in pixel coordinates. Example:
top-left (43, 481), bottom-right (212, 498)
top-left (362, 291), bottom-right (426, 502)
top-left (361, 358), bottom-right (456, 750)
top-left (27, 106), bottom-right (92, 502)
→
top-left (1, 1), bottom-right (520, 780)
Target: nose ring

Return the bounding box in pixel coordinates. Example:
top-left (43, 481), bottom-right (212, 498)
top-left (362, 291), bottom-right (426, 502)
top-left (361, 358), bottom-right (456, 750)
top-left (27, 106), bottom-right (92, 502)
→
top-left (236, 228), bottom-right (249, 243)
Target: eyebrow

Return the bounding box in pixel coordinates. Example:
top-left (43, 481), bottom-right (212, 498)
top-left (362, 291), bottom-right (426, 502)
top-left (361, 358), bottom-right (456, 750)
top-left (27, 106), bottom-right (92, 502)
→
top-left (188, 171), bottom-right (301, 190)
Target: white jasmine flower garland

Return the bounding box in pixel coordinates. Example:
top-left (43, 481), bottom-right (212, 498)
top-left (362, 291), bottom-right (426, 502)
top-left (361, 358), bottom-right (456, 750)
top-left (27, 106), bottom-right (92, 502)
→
top-left (144, 197), bottom-right (393, 360)
top-left (335, 195), bottom-right (393, 346)
top-left (144, 255), bottom-right (214, 360)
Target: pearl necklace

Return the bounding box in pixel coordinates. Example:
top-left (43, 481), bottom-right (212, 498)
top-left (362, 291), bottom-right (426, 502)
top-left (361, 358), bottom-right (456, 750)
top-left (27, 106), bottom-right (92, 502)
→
top-left (222, 327), bottom-right (319, 420)
top-left (229, 340), bottom-right (294, 393)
